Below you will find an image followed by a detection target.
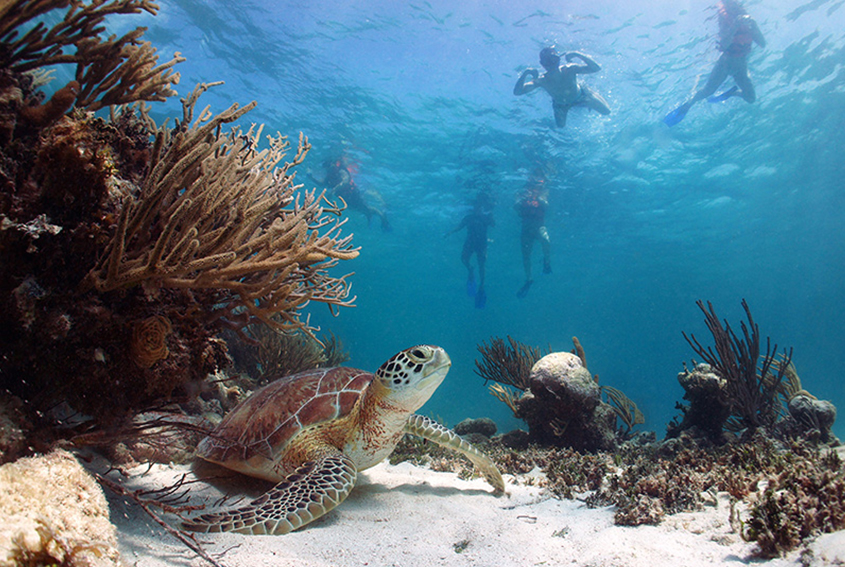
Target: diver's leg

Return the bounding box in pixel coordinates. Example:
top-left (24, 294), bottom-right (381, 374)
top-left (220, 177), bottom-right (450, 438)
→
top-left (461, 242), bottom-right (474, 279)
top-left (361, 207), bottom-right (373, 227)
top-left (665, 59), bottom-right (729, 126)
top-left (553, 103), bottom-right (569, 128)
top-left (732, 59), bottom-right (756, 103)
top-left (461, 241), bottom-right (476, 296)
top-left (539, 226), bottom-right (551, 274)
top-left (366, 205), bottom-right (390, 231)
top-left (474, 247), bottom-right (488, 307)
top-left (690, 56), bottom-right (730, 104)
top-left (579, 84), bottom-right (611, 115)
top-left (521, 235), bottom-right (534, 283)
top-left (477, 246), bottom-right (487, 291)
top-left (378, 210), bottom-right (391, 231)
top-left (517, 234), bottom-right (535, 298)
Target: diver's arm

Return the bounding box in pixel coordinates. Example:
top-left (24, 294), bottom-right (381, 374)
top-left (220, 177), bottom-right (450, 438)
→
top-left (445, 216), bottom-right (469, 236)
top-left (513, 68), bottom-right (540, 95)
top-left (564, 51), bottom-right (601, 74)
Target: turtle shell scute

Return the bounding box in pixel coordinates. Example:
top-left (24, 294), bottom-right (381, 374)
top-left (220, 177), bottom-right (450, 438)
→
top-left (199, 367), bottom-right (373, 464)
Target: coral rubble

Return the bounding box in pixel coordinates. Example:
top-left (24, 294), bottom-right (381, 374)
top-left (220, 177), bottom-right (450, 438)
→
top-left (0, 448), bottom-right (119, 567)
top-left (392, 430), bottom-right (845, 558)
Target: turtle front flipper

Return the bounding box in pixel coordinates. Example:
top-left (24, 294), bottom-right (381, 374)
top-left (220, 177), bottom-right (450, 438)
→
top-left (183, 452), bottom-right (357, 535)
top-left (404, 414), bottom-right (505, 493)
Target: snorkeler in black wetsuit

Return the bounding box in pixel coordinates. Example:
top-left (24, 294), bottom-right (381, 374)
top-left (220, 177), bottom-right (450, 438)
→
top-left (446, 192), bottom-right (495, 308)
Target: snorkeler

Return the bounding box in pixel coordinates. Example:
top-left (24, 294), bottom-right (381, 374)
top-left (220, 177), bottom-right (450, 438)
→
top-left (445, 191), bottom-right (495, 309)
top-left (514, 172), bottom-right (551, 299)
top-left (513, 47), bottom-right (611, 128)
top-left (663, 0), bottom-right (766, 127)
top-left (310, 155), bottom-right (391, 231)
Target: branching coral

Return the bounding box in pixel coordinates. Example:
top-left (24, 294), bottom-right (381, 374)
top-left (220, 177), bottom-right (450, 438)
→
top-left (1, 0), bottom-right (184, 112)
top-left (82, 83), bottom-right (359, 336)
top-left (488, 382), bottom-right (521, 416)
top-left (683, 299), bottom-right (793, 432)
top-left (0, 4), bottom-right (361, 566)
top-left (18, 79), bottom-right (78, 127)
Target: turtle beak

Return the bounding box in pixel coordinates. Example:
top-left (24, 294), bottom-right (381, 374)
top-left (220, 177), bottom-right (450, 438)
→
top-left (427, 348), bottom-right (451, 376)
top-left (420, 347), bottom-right (451, 385)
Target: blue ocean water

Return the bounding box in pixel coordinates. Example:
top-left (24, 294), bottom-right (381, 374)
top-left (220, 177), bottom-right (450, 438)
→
top-left (133, 0), bottom-right (843, 438)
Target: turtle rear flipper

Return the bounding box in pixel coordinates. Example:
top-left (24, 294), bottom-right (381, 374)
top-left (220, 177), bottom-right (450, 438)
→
top-left (183, 452), bottom-right (357, 535)
top-left (404, 414), bottom-right (505, 494)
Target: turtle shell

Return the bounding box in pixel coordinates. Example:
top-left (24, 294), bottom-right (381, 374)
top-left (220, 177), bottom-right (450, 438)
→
top-left (198, 367), bottom-right (373, 472)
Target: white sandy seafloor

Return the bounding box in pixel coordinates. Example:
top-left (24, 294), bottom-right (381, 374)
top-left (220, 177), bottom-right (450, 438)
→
top-left (107, 459), bottom-right (845, 567)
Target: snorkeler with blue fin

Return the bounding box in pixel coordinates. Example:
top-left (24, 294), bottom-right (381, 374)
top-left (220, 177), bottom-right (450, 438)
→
top-left (663, 0), bottom-right (765, 127)
top-left (446, 191), bottom-right (495, 309)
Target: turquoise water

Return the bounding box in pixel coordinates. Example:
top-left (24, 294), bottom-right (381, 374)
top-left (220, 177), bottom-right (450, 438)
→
top-left (134, 0), bottom-right (843, 438)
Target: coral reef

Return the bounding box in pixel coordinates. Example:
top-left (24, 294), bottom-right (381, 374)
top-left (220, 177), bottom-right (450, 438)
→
top-left (0, 397), bottom-right (27, 463)
top-left (475, 335), bottom-right (545, 389)
top-left (675, 300), bottom-right (837, 446)
top-left (517, 351), bottom-right (617, 451)
top-left (683, 299), bottom-right (792, 432)
top-left (477, 336), bottom-right (642, 450)
top-left (742, 444), bottom-right (845, 557)
top-left (601, 384), bottom-right (645, 437)
top-left (129, 314), bottom-right (172, 368)
top-left (0, 1), bottom-right (359, 460)
top-left (0, 449), bottom-right (120, 567)
top-left (781, 394), bottom-right (838, 444)
top-left (668, 362), bottom-right (732, 443)
top-left (772, 359), bottom-right (839, 445)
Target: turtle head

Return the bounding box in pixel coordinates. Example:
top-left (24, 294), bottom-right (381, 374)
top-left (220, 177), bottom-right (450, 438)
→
top-left (375, 345), bottom-right (451, 410)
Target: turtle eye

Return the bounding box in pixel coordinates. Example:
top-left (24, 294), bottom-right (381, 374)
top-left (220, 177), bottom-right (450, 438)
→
top-left (411, 347), bottom-right (426, 359)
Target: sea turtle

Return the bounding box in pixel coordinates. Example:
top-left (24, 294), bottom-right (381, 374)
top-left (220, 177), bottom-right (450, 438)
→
top-left (183, 344), bottom-right (505, 535)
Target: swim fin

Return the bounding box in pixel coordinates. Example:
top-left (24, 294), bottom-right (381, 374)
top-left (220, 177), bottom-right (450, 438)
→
top-left (474, 288), bottom-right (487, 309)
top-left (708, 86), bottom-right (739, 103)
top-left (516, 280), bottom-right (532, 299)
top-left (663, 102), bottom-right (691, 127)
top-left (466, 277), bottom-right (477, 297)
